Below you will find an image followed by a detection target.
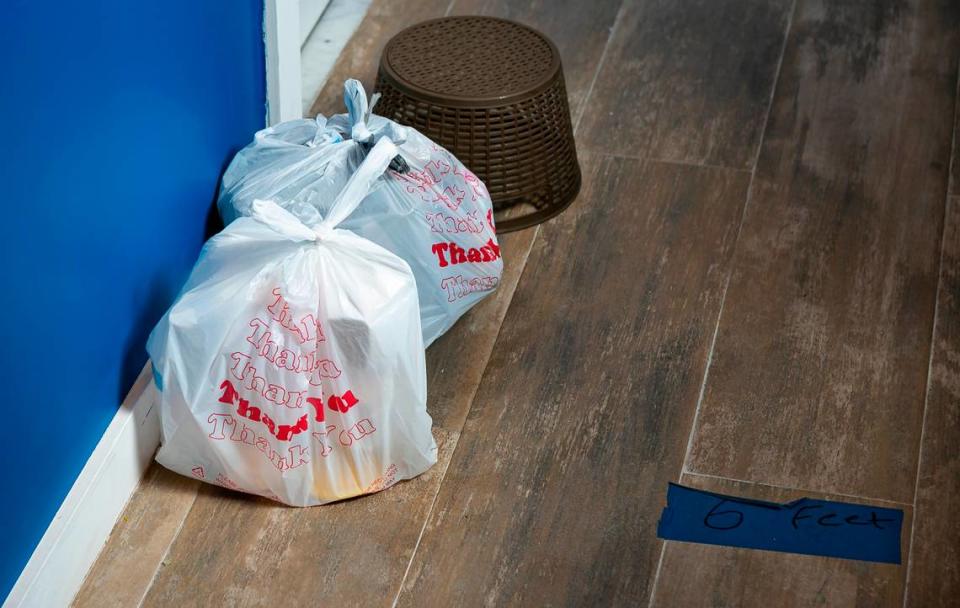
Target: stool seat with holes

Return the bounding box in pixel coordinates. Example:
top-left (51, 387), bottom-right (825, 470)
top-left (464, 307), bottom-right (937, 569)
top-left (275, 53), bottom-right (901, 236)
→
top-left (374, 16), bottom-right (581, 233)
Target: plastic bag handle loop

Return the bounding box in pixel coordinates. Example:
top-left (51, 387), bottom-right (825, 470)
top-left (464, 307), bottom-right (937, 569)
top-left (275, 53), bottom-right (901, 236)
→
top-left (320, 136), bottom-right (398, 230)
top-left (344, 78), bottom-right (373, 143)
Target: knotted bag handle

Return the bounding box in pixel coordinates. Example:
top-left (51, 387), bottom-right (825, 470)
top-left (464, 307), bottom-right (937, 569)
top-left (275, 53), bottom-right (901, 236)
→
top-left (344, 79), bottom-right (410, 173)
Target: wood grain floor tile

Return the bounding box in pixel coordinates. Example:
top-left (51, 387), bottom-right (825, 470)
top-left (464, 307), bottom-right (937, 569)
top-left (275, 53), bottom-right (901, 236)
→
top-left (952, 73), bottom-right (960, 197)
top-left (650, 473), bottom-right (911, 608)
top-left (72, 464), bottom-right (199, 608)
top-left (140, 429), bottom-right (455, 608)
top-left (448, 0), bottom-right (623, 119)
top-left (395, 153), bottom-right (751, 607)
top-left (903, 195), bottom-right (960, 606)
top-left (577, 0), bottom-right (794, 169)
top-left (685, 0), bottom-right (960, 503)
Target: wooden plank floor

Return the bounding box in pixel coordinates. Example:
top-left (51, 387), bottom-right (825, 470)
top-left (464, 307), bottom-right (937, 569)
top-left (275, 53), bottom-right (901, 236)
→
top-left (75, 0), bottom-right (960, 606)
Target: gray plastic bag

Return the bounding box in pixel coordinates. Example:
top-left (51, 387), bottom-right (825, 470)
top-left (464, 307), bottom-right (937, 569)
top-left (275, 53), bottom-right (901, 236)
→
top-left (219, 79), bottom-right (503, 346)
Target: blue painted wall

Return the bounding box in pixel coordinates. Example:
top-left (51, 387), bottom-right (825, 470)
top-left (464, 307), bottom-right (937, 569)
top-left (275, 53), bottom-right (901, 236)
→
top-left (0, 2), bottom-right (265, 601)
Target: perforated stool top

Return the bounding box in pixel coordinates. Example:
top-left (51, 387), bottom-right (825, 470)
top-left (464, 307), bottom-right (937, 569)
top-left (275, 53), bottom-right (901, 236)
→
top-left (376, 16), bottom-right (581, 232)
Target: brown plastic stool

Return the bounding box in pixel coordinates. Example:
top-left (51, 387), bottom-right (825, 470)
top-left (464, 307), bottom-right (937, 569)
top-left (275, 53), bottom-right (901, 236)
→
top-left (374, 16), bottom-right (581, 233)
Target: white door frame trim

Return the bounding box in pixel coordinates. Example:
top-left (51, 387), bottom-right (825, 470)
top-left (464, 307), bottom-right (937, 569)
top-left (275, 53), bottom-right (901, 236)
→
top-left (264, 0), bottom-right (304, 125)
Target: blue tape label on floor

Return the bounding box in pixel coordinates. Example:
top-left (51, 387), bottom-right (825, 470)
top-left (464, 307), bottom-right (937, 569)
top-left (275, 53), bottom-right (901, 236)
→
top-left (656, 483), bottom-right (902, 564)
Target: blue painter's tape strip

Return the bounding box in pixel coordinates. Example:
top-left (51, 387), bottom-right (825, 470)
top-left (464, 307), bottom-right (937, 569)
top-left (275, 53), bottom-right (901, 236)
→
top-left (656, 483), bottom-right (902, 564)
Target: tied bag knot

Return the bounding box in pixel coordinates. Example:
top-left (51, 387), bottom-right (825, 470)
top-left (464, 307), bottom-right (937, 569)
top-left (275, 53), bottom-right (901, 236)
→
top-left (312, 224), bottom-right (334, 241)
top-left (342, 79), bottom-right (410, 173)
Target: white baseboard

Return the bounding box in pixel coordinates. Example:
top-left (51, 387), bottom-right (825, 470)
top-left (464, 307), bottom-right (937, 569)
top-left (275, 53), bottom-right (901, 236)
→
top-left (3, 363), bottom-right (161, 608)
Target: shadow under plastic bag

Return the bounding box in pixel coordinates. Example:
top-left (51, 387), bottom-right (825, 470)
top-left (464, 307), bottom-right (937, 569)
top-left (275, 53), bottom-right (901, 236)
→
top-left (205, 154), bottom-right (237, 239)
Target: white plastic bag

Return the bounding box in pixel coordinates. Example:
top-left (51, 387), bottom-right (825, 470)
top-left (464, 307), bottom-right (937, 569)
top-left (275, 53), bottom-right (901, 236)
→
top-left (219, 79), bottom-right (503, 347)
top-left (148, 138), bottom-right (437, 506)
